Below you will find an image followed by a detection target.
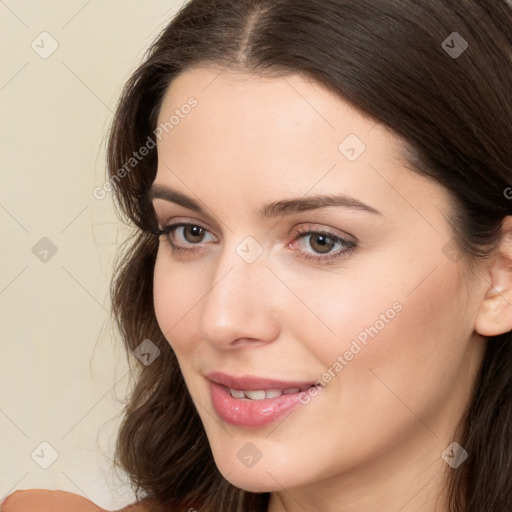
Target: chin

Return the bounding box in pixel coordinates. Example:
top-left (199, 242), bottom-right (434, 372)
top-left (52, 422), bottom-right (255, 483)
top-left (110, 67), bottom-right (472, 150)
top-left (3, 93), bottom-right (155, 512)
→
top-left (222, 470), bottom-right (283, 493)
top-left (212, 454), bottom-right (302, 493)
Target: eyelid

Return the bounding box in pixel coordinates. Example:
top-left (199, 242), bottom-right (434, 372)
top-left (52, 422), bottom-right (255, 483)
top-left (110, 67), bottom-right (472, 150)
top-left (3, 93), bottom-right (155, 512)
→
top-left (152, 203), bottom-right (222, 234)
top-left (291, 223), bottom-right (357, 243)
top-left (157, 217), bottom-right (217, 237)
top-left (156, 217), bottom-right (355, 241)
top-left (156, 218), bottom-right (357, 265)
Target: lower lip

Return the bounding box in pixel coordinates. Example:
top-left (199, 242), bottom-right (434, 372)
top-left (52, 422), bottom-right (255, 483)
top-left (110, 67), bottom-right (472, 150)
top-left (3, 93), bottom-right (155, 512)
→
top-left (209, 381), bottom-right (310, 428)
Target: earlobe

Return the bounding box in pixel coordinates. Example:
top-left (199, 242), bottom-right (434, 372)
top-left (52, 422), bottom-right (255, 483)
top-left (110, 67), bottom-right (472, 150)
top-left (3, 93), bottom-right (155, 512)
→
top-left (475, 286), bottom-right (512, 337)
top-left (475, 216), bottom-right (512, 337)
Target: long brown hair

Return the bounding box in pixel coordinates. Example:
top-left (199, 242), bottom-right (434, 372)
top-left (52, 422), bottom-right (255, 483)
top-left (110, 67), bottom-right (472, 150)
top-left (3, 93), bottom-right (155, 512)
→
top-left (106, 1), bottom-right (512, 510)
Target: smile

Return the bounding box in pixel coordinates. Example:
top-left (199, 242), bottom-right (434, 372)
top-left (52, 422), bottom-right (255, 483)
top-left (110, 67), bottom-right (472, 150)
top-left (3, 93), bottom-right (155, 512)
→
top-left (207, 372), bottom-right (320, 427)
top-left (228, 386), bottom-right (310, 400)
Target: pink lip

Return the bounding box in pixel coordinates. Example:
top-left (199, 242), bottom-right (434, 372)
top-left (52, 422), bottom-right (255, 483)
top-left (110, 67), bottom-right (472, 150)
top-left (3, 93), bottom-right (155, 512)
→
top-left (206, 371), bottom-right (316, 428)
top-left (207, 371), bottom-right (314, 391)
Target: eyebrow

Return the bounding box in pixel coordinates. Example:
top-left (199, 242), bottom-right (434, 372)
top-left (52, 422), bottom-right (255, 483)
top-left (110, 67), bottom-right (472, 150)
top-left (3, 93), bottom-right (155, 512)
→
top-left (147, 184), bottom-right (382, 218)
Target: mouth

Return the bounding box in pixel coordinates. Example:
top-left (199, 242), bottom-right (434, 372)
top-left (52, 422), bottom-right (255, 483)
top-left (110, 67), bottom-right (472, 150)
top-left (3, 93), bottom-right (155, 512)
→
top-left (206, 372), bottom-right (320, 428)
top-left (227, 385), bottom-right (311, 400)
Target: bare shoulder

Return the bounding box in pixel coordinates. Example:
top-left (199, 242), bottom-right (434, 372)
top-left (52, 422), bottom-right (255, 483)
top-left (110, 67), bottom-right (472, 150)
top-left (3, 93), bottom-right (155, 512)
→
top-left (1, 490), bottom-right (106, 511)
top-left (0, 490), bottom-right (169, 512)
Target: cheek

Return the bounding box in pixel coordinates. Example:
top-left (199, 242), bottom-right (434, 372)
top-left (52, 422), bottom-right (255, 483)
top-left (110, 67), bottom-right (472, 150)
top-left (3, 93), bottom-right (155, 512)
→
top-left (291, 253), bottom-right (468, 396)
top-left (153, 253), bottom-right (170, 332)
top-left (153, 251), bottom-right (198, 354)
top-left (330, 261), bottom-right (470, 416)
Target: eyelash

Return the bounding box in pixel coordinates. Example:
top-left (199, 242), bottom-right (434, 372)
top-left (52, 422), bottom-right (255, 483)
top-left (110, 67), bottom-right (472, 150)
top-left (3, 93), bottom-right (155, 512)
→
top-left (155, 222), bottom-right (357, 264)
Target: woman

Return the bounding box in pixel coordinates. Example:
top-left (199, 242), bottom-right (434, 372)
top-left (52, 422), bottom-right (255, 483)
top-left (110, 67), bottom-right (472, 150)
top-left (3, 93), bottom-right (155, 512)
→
top-left (4, 0), bottom-right (511, 511)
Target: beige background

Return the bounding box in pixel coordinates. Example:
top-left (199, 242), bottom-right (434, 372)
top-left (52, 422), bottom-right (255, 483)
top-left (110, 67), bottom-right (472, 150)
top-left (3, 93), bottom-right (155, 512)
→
top-left (0, 1), bottom-right (184, 508)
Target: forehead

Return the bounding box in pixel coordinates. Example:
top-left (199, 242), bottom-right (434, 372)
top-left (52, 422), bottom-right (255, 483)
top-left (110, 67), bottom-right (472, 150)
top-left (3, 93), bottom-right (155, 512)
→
top-left (157, 66), bottom-right (384, 146)
top-left (153, 66), bottom-right (452, 229)
top-left (156, 68), bottom-right (399, 177)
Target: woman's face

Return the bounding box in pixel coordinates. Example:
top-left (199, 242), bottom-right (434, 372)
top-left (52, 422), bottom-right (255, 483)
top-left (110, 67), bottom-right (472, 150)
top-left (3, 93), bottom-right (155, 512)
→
top-left (151, 66), bottom-right (488, 501)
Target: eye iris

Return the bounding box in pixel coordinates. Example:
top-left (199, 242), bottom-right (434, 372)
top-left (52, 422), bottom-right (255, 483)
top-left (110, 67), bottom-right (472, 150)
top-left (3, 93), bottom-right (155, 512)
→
top-left (310, 234), bottom-right (334, 254)
top-left (184, 225), bottom-right (205, 243)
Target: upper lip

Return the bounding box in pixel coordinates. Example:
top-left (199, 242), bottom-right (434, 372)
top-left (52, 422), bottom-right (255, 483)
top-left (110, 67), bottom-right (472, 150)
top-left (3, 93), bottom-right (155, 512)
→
top-left (206, 371), bottom-right (315, 391)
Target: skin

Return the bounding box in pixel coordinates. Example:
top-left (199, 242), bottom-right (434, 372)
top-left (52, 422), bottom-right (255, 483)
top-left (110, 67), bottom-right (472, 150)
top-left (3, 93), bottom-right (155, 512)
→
top-left (1, 490), bottom-right (105, 512)
top-left (0, 490), bottom-right (166, 511)
top-left (150, 66), bottom-right (511, 512)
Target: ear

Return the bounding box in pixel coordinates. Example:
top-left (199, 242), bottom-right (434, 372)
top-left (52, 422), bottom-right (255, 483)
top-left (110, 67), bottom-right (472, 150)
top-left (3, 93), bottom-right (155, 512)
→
top-left (475, 216), bottom-right (512, 337)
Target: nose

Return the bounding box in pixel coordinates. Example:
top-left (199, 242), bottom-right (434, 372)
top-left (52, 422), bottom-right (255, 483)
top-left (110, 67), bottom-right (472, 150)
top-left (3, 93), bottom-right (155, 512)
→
top-left (197, 240), bottom-right (281, 350)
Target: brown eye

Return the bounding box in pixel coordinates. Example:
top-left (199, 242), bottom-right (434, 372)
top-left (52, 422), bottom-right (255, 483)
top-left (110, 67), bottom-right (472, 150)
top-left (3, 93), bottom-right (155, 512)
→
top-left (183, 224), bottom-right (207, 243)
top-left (308, 233), bottom-right (336, 254)
top-left (290, 226), bottom-right (357, 264)
top-left (156, 222), bottom-right (216, 250)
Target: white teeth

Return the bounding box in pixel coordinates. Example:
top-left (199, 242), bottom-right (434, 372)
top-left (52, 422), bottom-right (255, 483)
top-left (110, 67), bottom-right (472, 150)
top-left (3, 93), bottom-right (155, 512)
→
top-left (228, 386), bottom-right (309, 400)
top-left (282, 387), bottom-right (301, 395)
top-left (244, 390), bottom-right (267, 400)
